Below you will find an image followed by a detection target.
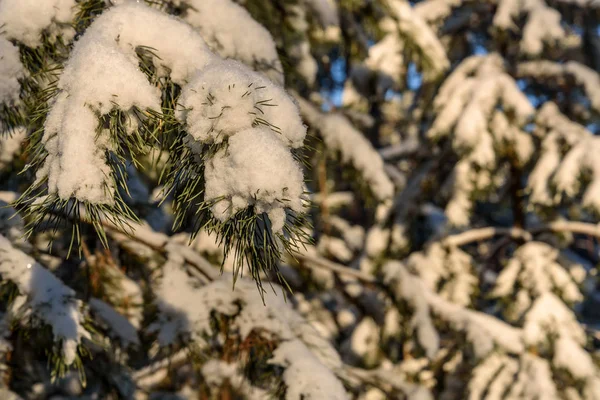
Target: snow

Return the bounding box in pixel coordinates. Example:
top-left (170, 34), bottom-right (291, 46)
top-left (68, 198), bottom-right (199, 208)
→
top-left (203, 128), bottom-right (305, 232)
top-left (414, 0), bottom-right (463, 23)
top-left (468, 353), bottom-right (506, 400)
top-left (182, 0), bottom-right (284, 84)
top-left (318, 236), bottom-right (354, 262)
top-left (150, 261), bottom-right (349, 396)
top-left (89, 298), bottom-right (140, 348)
top-left (406, 244), bottom-right (476, 307)
top-left (382, 0), bottom-right (449, 80)
top-left (201, 360), bottom-right (268, 399)
top-left (528, 102), bottom-right (600, 212)
top-left (151, 261), bottom-right (343, 370)
top-left (0, 0), bottom-right (76, 47)
top-left (303, 0), bottom-right (339, 28)
top-left (178, 59), bottom-right (306, 148)
top-left (327, 216), bottom-right (365, 251)
top-left (517, 61), bottom-right (600, 113)
top-left (494, 0), bottom-right (570, 56)
top-left (492, 242), bottom-right (582, 309)
top-left (428, 53), bottom-right (534, 225)
top-left (383, 262), bottom-right (440, 358)
top-left (319, 114), bottom-right (394, 201)
top-left (269, 340), bottom-right (349, 400)
top-left (0, 235), bottom-right (90, 365)
top-left (523, 292), bottom-right (585, 346)
top-left (429, 54), bottom-right (533, 153)
top-left (0, 127), bottom-right (26, 169)
top-left (36, 2), bottom-right (307, 233)
top-left (350, 318), bottom-right (379, 362)
top-left (38, 2), bottom-right (214, 204)
top-left (553, 336), bottom-right (596, 379)
top-left (0, 37), bottom-right (25, 107)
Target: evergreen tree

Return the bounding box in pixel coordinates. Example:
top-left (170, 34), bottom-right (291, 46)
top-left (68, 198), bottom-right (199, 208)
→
top-left (0, 0), bottom-right (599, 399)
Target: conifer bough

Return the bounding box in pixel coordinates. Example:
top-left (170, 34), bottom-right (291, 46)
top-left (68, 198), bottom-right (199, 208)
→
top-left (16, 2), bottom-right (309, 288)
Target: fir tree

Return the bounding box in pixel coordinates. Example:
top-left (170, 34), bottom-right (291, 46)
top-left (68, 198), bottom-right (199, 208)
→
top-left (0, 0), bottom-right (600, 399)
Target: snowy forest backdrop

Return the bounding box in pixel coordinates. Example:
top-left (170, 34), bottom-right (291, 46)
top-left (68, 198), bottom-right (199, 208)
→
top-left (1, 0), bottom-right (600, 399)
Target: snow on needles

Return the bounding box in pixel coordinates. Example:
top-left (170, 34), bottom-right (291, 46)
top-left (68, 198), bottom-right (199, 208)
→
top-left (149, 261), bottom-right (348, 399)
top-left (182, 0), bottom-right (284, 85)
top-left (178, 60), bottom-right (307, 230)
top-left (38, 2), bottom-right (214, 204)
top-left (428, 54), bottom-right (534, 225)
top-left (0, 235), bottom-right (89, 365)
top-left (528, 102), bottom-right (600, 212)
top-left (177, 60), bottom-right (306, 149)
top-left (0, 37), bottom-right (25, 108)
top-left (204, 128), bottom-right (305, 232)
top-left (37, 2), bottom-right (307, 233)
top-left (0, 0), bottom-right (76, 47)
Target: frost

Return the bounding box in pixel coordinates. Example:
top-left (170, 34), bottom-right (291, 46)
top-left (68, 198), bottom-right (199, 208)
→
top-left (0, 0), bottom-right (76, 47)
top-left (0, 235), bottom-right (90, 365)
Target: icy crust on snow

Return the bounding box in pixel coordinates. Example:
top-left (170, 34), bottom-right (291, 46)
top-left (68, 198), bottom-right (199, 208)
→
top-left (0, 37), bottom-right (25, 107)
top-left (37, 2), bottom-right (216, 204)
top-left (178, 60), bottom-right (306, 149)
top-left (0, 235), bottom-right (90, 365)
top-left (182, 0), bottom-right (284, 85)
top-left (204, 128), bottom-right (305, 232)
top-left (150, 263), bottom-right (347, 398)
top-left (528, 102), bottom-right (600, 211)
top-left (0, 0), bottom-right (77, 47)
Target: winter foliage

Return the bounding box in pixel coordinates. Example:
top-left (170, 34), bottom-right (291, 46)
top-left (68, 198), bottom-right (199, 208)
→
top-left (0, 0), bottom-right (600, 399)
